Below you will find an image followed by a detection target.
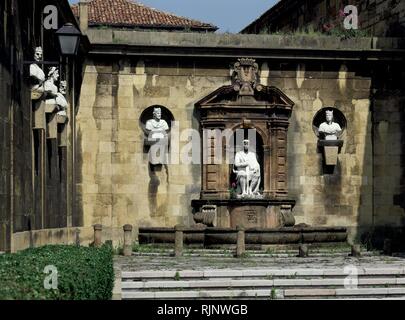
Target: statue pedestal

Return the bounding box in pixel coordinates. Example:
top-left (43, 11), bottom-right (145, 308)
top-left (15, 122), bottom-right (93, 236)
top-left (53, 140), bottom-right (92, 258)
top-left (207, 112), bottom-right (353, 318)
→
top-left (317, 140), bottom-right (344, 166)
top-left (57, 115), bottom-right (68, 147)
top-left (191, 199), bottom-right (296, 229)
top-left (143, 137), bottom-right (169, 165)
top-left (33, 100), bottom-right (46, 130)
top-left (47, 112), bottom-right (58, 139)
top-left (144, 136), bottom-right (169, 146)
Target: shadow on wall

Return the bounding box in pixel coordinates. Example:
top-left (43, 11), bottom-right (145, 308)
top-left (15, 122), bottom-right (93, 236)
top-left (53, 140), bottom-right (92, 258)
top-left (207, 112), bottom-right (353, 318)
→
top-left (148, 163), bottom-right (169, 218)
top-left (360, 50), bottom-right (405, 251)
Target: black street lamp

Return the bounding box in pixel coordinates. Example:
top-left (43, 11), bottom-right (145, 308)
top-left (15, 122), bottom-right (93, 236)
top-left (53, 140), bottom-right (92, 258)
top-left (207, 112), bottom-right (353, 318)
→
top-left (56, 23), bottom-right (81, 57)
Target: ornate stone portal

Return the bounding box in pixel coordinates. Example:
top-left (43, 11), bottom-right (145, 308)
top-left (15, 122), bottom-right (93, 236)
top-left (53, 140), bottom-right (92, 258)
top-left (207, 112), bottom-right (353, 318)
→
top-left (192, 58), bottom-right (296, 229)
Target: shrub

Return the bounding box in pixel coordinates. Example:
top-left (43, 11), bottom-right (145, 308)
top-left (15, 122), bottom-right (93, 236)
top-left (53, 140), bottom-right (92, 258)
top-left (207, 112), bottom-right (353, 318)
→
top-left (0, 244), bottom-right (114, 300)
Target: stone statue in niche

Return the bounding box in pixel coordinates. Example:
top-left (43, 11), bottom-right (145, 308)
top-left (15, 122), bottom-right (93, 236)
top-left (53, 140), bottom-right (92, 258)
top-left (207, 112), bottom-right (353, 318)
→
top-left (318, 110), bottom-right (342, 140)
top-left (316, 109), bottom-right (344, 167)
top-left (29, 47), bottom-right (46, 100)
top-left (56, 80), bottom-right (68, 116)
top-left (145, 107), bottom-right (169, 140)
top-left (233, 139), bottom-right (262, 198)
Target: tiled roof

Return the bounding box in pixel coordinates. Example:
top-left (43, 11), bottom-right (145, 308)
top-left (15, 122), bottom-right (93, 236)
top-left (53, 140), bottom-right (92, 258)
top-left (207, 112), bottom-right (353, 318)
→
top-left (71, 0), bottom-right (217, 31)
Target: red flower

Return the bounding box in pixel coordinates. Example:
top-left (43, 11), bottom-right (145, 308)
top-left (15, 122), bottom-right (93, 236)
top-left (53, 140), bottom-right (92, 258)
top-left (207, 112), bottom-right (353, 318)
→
top-left (323, 23), bottom-right (335, 32)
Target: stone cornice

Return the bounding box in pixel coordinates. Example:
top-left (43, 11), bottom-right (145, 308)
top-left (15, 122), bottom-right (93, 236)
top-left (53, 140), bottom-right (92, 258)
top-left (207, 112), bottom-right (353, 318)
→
top-left (86, 29), bottom-right (405, 61)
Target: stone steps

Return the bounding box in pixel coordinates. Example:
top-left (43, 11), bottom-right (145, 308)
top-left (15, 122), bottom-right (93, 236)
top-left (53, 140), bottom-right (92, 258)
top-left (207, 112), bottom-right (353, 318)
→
top-left (123, 288), bottom-right (405, 300)
top-left (122, 267), bottom-right (405, 279)
top-left (123, 289), bottom-right (284, 300)
top-left (132, 247), bottom-right (374, 258)
top-left (134, 247), bottom-right (357, 254)
top-left (121, 266), bottom-right (405, 300)
top-left (123, 278), bottom-right (405, 290)
top-left (132, 251), bottom-right (375, 258)
top-left (284, 288), bottom-right (405, 299)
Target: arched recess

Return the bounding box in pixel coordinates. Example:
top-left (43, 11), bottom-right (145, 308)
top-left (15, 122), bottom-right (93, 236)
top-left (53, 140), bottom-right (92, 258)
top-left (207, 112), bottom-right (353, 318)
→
top-left (139, 105), bottom-right (175, 133)
top-left (229, 128), bottom-right (265, 196)
top-left (312, 107), bottom-right (347, 138)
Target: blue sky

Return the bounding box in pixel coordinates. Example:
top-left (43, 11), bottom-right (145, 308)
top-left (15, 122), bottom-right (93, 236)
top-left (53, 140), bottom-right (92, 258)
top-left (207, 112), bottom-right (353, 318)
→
top-left (69, 0), bottom-right (278, 33)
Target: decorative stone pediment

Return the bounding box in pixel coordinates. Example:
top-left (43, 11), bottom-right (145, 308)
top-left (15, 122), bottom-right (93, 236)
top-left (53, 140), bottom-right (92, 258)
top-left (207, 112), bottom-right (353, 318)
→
top-left (196, 85), bottom-right (294, 114)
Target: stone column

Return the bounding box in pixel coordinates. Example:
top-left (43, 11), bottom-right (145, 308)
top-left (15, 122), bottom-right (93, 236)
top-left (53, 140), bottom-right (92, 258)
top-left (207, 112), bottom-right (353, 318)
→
top-left (93, 224), bottom-right (102, 248)
top-left (123, 224), bottom-right (133, 257)
top-left (236, 226), bottom-right (245, 257)
top-left (175, 225), bottom-right (184, 257)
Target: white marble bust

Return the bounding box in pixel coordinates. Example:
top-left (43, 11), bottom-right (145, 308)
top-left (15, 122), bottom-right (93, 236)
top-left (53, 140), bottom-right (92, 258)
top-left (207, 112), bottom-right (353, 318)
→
top-left (44, 67), bottom-right (59, 100)
top-left (233, 139), bottom-right (261, 197)
top-left (145, 107), bottom-right (169, 140)
top-left (30, 47), bottom-right (46, 100)
top-left (318, 110), bottom-right (342, 140)
top-left (56, 80), bottom-right (68, 116)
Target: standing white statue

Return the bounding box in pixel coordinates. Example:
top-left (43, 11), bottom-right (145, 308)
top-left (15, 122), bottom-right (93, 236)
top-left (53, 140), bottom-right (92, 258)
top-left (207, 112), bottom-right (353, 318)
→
top-left (29, 47), bottom-right (46, 100)
top-left (145, 107), bottom-right (169, 140)
top-left (318, 110), bottom-right (342, 140)
top-left (233, 139), bottom-right (261, 197)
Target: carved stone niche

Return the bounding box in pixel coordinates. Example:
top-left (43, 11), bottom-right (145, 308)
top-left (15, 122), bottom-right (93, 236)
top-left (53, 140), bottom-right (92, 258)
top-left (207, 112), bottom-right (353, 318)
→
top-left (313, 108), bottom-right (346, 169)
top-left (191, 58), bottom-right (296, 229)
top-left (139, 105), bottom-right (174, 165)
top-left (33, 100), bottom-right (46, 130)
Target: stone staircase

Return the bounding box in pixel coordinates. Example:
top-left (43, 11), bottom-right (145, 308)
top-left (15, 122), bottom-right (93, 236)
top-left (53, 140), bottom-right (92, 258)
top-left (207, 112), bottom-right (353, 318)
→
top-left (116, 247), bottom-right (405, 300)
top-left (121, 266), bottom-right (405, 300)
top-left (131, 248), bottom-right (375, 258)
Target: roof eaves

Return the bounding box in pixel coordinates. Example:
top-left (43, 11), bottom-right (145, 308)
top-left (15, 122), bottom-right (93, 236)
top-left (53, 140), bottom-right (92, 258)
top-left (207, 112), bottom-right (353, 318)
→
top-left (240, 0), bottom-right (301, 33)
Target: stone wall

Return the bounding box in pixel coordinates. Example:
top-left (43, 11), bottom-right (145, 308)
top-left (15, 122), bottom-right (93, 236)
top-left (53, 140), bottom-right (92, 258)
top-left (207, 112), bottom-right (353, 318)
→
top-left (0, 0), bottom-right (33, 251)
top-left (1, 0), bottom-right (85, 252)
top-left (76, 57), bottom-right (231, 230)
top-left (0, 0), bottom-right (12, 251)
top-left (369, 61), bottom-right (405, 247)
top-left (242, 0), bottom-right (405, 37)
top-left (77, 30), bottom-right (405, 245)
